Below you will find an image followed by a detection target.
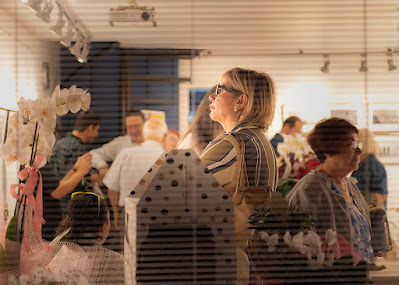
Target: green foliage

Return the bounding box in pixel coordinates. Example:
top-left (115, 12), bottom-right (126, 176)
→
top-left (5, 215), bottom-right (18, 242)
top-left (276, 178), bottom-right (298, 197)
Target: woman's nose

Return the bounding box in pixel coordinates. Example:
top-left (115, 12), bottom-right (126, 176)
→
top-left (209, 92), bottom-right (216, 102)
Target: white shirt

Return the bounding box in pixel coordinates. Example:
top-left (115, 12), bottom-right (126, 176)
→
top-left (103, 140), bottom-right (164, 207)
top-left (90, 135), bottom-right (140, 169)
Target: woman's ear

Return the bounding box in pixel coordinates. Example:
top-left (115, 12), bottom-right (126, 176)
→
top-left (236, 94), bottom-right (248, 110)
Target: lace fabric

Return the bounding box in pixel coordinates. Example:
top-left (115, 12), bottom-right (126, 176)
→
top-left (47, 242), bottom-right (125, 285)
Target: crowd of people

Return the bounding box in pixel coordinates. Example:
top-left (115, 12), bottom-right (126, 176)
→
top-left (31, 67), bottom-right (389, 284)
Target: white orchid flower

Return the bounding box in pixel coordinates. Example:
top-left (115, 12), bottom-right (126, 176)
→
top-left (284, 231), bottom-right (293, 247)
top-left (325, 229), bottom-right (337, 246)
top-left (0, 140), bottom-right (19, 164)
top-left (8, 111), bottom-right (26, 133)
top-left (36, 128), bottom-right (56, 156)
top-left (17, 97), bottom-right (35, 121)
top-left (325, 229), bottom-right (337, 266)
top-left (51, 86), bottom-right (70, 116)
top-left (260, 231), bottom-right (279, 252)
top-left (30, 97), bottom-right (56, 132)
top-left (1, 129), bottom-right (31, 166)
top-left (303, 231), bottom-right (325, 266)
top-left (68, 84), bottom-right (77, 96)
top-left (292, 231), bottom-right (304, 250)
top-left (81, 90), bottom-right (91, 111)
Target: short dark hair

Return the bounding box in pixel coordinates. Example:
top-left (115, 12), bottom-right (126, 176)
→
top-left (56, 193), bottom-right (109, 246)
top-left (126, 107), bottom-right (145, 122)
top-left (74, 110), bottom-right (101, 132)
top-left (283, 116), bottom-right (301, 128)
top-left (307, 117), bottom-right (358, 163)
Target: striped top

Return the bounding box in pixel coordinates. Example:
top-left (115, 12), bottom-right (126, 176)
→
top-left (201, 124), bottom-right (277, 191)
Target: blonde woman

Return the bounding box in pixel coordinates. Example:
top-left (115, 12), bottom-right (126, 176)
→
top-left (200, 67), bottom-right (278, 284)
top-left (352, 128), bottom-right (388, 209)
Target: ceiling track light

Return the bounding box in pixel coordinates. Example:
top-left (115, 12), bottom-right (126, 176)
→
top-left (35, 0), bottom-right (53, 23)
top-left (77, 42), bottom-right (90, 63)
top-left (386, 49), bottom-right (397, 71)
top-left (20, 0), bottom-right (91, 64)
top-left (60, 22), bottom-right (75, 47)
top-left (49, 7), bottom-right (65, 36)
top-left (320, 54), bottom-right (330, 73)
top-left (359, 53), bottom-right (368, 72)
top-left (69, 37), bottom-right (84, 58)
top-left (23, 0), bottom-right (43, 13)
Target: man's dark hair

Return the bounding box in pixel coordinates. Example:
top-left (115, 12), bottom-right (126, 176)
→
top-left (74, 110), bottom-right (101, 132)
top-left (283, 116), bottom-right (301, 128)
top-left (126, 107), bottom-right (145, 122)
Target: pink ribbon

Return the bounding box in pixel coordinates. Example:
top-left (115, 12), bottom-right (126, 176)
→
top-left (10, 153), bottom-right (45, 251)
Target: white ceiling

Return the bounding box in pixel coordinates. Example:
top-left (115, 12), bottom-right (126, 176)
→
top-left (1, 0), bottom-right (399, 56)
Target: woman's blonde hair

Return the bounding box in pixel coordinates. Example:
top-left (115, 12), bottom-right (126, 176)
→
top-left (222, 67), bottom-right (276, 131)
top-left (358, 128), bottom-right (379, 155)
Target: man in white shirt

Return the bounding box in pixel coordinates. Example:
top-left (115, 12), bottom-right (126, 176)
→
top-left (103, 118), bottom-right (167, 229)
top-left (90, 107), bottom-right (145, 182)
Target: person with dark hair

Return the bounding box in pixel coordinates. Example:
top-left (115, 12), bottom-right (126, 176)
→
top-left (177, 85), bottom-right (225, 156)
top-left (286, 118), bottom-right (373, 262)
top-left (90, 107), bottom-right (146, 182)
top-left (47, 192), bottom-right (124, 284)
top-left (270, 115), bottom-right (303, 153)
top-left (41, 154), bottom-right (92, 241)
top-left (51, 110), bottom-right (101, 216)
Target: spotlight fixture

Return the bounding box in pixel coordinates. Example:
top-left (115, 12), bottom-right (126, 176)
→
top-left (69, 37), bottom-right (84, 58)
top-left (320, 54), bottom-right (330, 73)
top-left (35, 0), bottom-right (53, 23)
top-left (22, 0), bottom-right (43, 13)
top-left (386, 49), bottom-right (397, 71)
top-left (50, 7), bottom-right (65, 36)
top-left (359, 53), bottom-right (368, 72)
top-left (60, 23), bottom-right (75, 47)
top-left (77, 42), bottom-right (90, 63)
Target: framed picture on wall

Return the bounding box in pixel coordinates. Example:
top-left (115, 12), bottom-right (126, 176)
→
top-left (281, 104), bottom-right (321, 133)
top-left (189, 88), bottom-right (209, 122)
top-left (369, 103), bottom-right (399, 132)
top-left (326, 103), bottom-right (364, 127)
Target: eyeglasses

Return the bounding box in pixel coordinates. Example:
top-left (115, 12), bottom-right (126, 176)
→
top-left (349, 139), bottom-right (362, 150)
top-left (71, 191), bottom-right (101, 216)
top-left (215, 84), bottom-right (242, 97)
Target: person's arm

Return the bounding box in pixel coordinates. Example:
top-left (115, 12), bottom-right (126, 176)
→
top-left (108, 188), bottom-right (122, 229)
top-left (102, 151), bottom-right (125, 229)
top-left (90, 136), bottom-right (125, 170)
top-left (50, 153), bottom-right (92, 199)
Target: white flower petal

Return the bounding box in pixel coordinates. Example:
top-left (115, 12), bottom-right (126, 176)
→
top-left (260, 231), bottom-right (270, 242)
top-left (325, 229), bottom-right (337, 246)
top-left (68, 95), bottom-right (82, 113)
top-left (81, 91), bottom-right (91, 111)
top-left (284, 231), bottom-right (293, 246)
top-left (304, 231), bottom-right (322, 250)
top-left (317, 251), bottom-right (325, 264)
top-left (69, 85), bottom-right (77, 96)
top-left (292, 232), bottom-right (304, 249)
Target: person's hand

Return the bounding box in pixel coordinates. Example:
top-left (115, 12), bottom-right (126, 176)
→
top-left (74, 153), bottom-right (92, 175)
top-left (90, 172), bottom-right (99, 184)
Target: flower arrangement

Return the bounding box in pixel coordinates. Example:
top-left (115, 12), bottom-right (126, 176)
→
top-left (247, 192), bottom-right (385, 284)
top-left (1, 85), bottom-right (90, 166)
top-left (276, 135), bottom-right (320, 196)
top-left (0, 85), bottom-right (91, 281)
